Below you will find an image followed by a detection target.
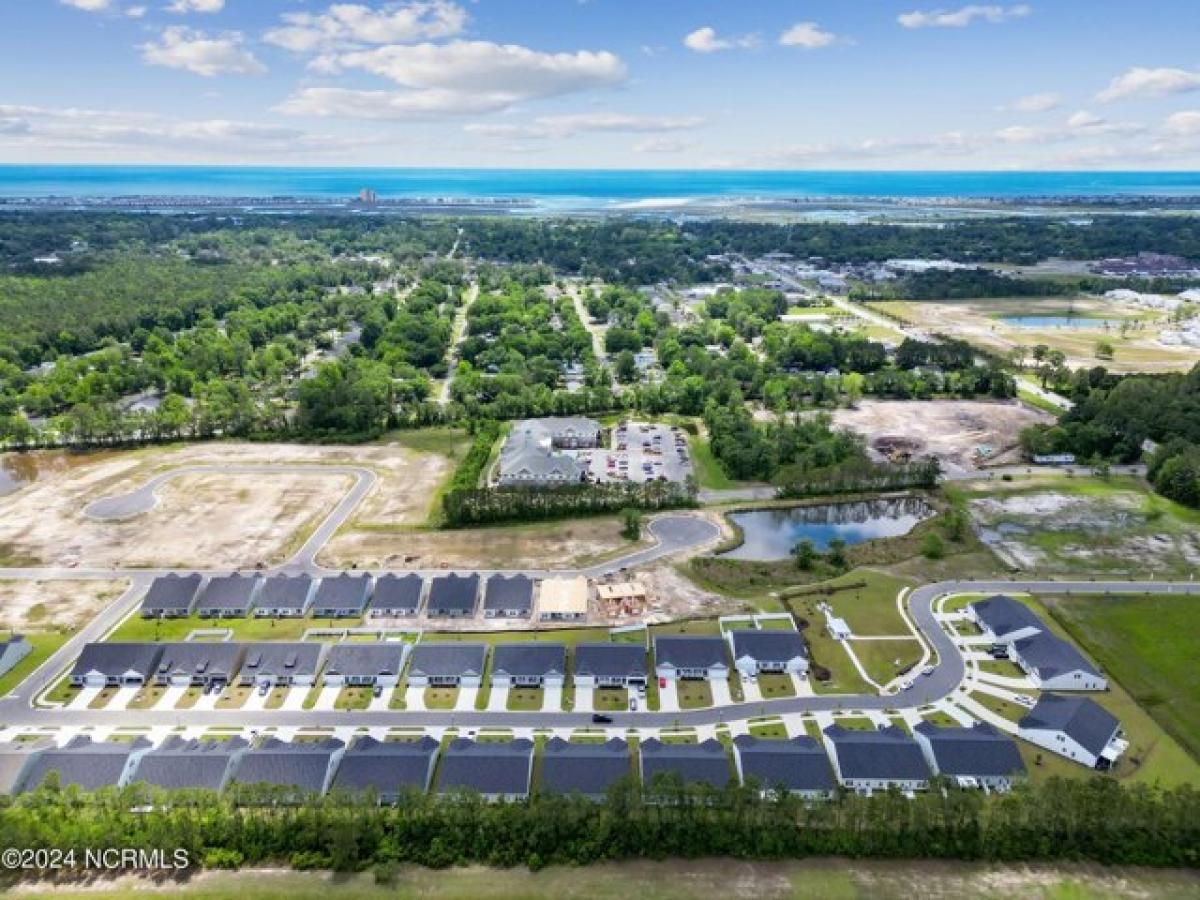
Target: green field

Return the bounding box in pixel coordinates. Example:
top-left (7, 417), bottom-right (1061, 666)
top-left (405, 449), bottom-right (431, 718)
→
top-left (1040, 592), bottom-right (1200, 764)
top-left (0, 630), bottom-right (73, 697)
top-left (687, 433), bottom-right (740, 490)
top-left (107, 614), bottom-right (351, 643)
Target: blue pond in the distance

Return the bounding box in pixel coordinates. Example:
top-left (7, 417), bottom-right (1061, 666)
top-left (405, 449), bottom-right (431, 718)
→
top-left (999, 315), bottom-right (1116, 329)
top-left (719, 498), bottom-right (934, 561)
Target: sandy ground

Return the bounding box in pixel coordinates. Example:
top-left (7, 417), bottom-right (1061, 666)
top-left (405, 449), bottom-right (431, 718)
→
top-left (870, 298), bottom-right (1200, 373)
top-left (0, 440), bottom-right (451, 569)
top-left (832, 399), bottom-right (1052, 475)
top-left (321, 516), bottom-right (643, 571)
top-left (0, 579), bottom-right (128, 630)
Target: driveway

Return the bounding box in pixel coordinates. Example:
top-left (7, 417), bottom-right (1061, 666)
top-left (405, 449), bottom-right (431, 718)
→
top-left (487, 686), bottom-right (510, 711)
top-left (658, 680), bottom-right (679, 713)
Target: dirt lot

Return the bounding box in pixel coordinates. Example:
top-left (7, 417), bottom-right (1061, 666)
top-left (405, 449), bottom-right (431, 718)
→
top-left (869, 297), bottom-right (1199, 373)
top-left (0, 579), bottom-right (128, 630)
top-left (0, 439), bottom-right (455, 569)
top-left (322, 516), bottom-right (645, 571)
top-left (832, 399), bottom-right (1052, 475)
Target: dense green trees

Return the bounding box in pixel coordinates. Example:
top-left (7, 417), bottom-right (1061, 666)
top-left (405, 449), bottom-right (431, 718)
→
top-left (0, 777), bottom-right (1197, 872)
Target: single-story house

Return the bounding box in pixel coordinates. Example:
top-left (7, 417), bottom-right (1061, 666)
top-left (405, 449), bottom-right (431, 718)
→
top-left (640, 738), bottom-right (732, 791)
top-left (654, 635), bottom-right (729, 681)
top-left (231, 737), bottom-right (345, 797)
top-left (195, 574), bottom-right (260, 619)
top-left (1010, 631), bottom-right (1107, 691)
top-left (537, 576), bottom-right (589, 621)
top-left (18, 736), bottom-right (152, 793)
top-left (823, 725), bottom-right (931, 795)
top-left (311, 573), bottom-right (372, 619)
top-left (254, 575), bottom-right (315, 618)
top-left (437, 738), bottom-right (535, 801)
top-left (968, 595), bottom-right (1045, 644)
top-left (70, 642), bottom-right (164, 688)
top-left (153, 642), bottom-right (244, 688)
top-left (540, 737), bottom-right (631, 800)
top-left (368, 574), bottom-right (423, 618)
top-left (573, 642), bottom-right (648, 689)
top-left (406, 643), bottom-right (487, 687)
top-left (0, 739), bottom-right (52, 794)
top-left (426, 574), bottom-right (480, 618)
top-left (331, 736), bottom-right (439, 803)
top-left (1018, 694), bottom-right (1125, 770)
top-left (732, 735), bottom-right (836, 799)
top-left (728, 629), bottom-right (809, 678)
top-left (131, 736), bottom-right (249, 792)
top-left (139, 573), bottom-right (203, 618)
top-left (483, 575), bottom-right (534, 619)
top-left (490, 643), bottom-right (566, 688)
top-left (0, 635), bottom-right (32, 680)
top-left (237, 642), bottom-right (324, 687)
top-left (322, 642), bottom-right (407, 688)
top-left (913, 722), bottom-right (1027, 790)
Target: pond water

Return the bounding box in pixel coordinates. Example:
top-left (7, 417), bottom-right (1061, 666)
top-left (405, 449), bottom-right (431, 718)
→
top-left (999, 315), bottom-right (1115, 329)
top-left (719, 498), bottom-right (934, 561)
top-left (0, 454), bottom-right (40, 497)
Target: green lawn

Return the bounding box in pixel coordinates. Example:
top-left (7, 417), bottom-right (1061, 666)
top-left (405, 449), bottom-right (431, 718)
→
top-left (424, 687), bottom-right (459, 709)
top-left (0, 630), bottom-right (74, 697)
top-left (676, 680), bottom-right (713, 710)
top-left (748, 721), bottom-right (789, 739)
top-left (755, 673), bottom-right (796, 699)
top-left (687, 434), bottom-right (744, 491)
top-left (848, 638), bottom-right (924, 686)
top-left (507, 687), bottom-right (544, 711)
top-left (1039, 592), bottom-right (1200, 768)
top-left (108, 614), bottom-right (361, 643)
top-left (335, 687), bottom-right (374, 711)
top-left (784, 570), bottom-right (914, 636)
top-left (593, 688), bottom-right (629, 711)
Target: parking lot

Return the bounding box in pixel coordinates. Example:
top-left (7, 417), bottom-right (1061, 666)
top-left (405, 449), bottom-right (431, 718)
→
top-left (577, 422), bottom-right (693, 485)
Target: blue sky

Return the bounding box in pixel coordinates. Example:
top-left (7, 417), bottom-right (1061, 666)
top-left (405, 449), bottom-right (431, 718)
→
top-left (1, 0), bottom-right (1199, 168)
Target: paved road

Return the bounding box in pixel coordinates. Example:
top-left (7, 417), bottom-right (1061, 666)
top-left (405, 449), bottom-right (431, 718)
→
top-left (4, 579), bottom-right (1193, 731)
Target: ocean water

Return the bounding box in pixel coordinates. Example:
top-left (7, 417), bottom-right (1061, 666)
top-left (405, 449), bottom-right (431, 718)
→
top-left (1, 166), bottom-right (1199, 207)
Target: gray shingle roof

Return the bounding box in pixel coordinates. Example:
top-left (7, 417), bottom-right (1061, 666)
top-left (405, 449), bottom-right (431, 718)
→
top-left (131, 736), bottom-right (248, 791)
top-left (258, 575), bottom-right (315, 612)
top-left (541, 737), bottom-right (631, 797)
top-left (573, 643), bottom-right (647, 681)
top-left (18, 736), bottom-right (150, 793)
top-left (71, 642), bottom-right (164, 681)
top-left (654, 636), bottom-right (729, 670)
top-left (824, 726), bottom-right (931, 782)
top-left (491, 643), bottom-right (566, 680)
top-left (155, 642), bottom-right (243, 682)
top-left (729, 630), bottom-right (808, 663)
top-left (324, 642), bottom-right (406, 680)
top-left (141, 573), bottom-right (202, 614)
top-left (733, 735), bottom-right (836, 793)
top-left (640, 738), bottom-right (732, 789)
top-left (240, 642), bottom-right (323, 681)
top-left (370, 574), bottom-right (423, 613)
top-left (970, 595), bottom-right (1045, 638)
top-left (483, 575), bottom-right (534, 613)
top-left (1013, 631), bottom-right (1101, 680)
top-left (913, 723), bottom-right (1026, 779)
top-left (232, 738), bottom-right (343, 794)
top-left (331, 736), bottom-right (438, 799)
top-left (313, 573), bottom-right (372, 613)
top-left (427, 574), bottom-right (479, 615)
top-left (196, 574), bottom-right (259, 613)
top-left (408, 642), bottom-right (487, 679)
top-left (0, 740), bottom-right (52, 794)
top-left (438, 738), bottom-right (534, 797)
top-left (1019, 694), bottom-right (1120, 757)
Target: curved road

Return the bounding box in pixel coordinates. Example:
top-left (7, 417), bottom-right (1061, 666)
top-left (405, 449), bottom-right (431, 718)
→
top-left (2, 578), bottom-right (1194, 731)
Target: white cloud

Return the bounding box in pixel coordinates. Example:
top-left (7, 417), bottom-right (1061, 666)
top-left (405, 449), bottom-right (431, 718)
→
top-left (141, 27), bottom-right (266, 77)
top-left (167, 0), bottom-right (225, 13)
top-left (264, 1), bottom-right (467, 53)
top-left (1097, 66), bottom-right (1200, 102)
top-left (779, 22), bottom-right (837, 50)
top-left (126, 5), bottom-right (147, 16)
top-left (898, 4), bottom-right (1031, 28)
top-left (281, 40), bottom-right (626, 119)
top-left (60, 0), bottom-right (112, 11)
top-left (1066, 110), bottom-right (1103, 129)
top-left (465, 112), bottom-right (705, 140)
top-left (1166, 111), bottom-right (1200, 135)
top-left (633, 137), bottom-right (693, 154)
top-left (1012, 91), bottom-right (1061, 112)
top-left (683, 26), bottom-right (759, 54)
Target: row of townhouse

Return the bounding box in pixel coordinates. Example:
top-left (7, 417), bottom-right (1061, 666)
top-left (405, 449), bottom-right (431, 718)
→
top-left (140, 572), bottom-right (583, 622)
top-left (0, 724), bottom-right (1033, 801)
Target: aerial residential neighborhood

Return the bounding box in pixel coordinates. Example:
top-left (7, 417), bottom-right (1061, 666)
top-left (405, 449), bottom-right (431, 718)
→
top-left (1, 0), bottom-right (1199, 896)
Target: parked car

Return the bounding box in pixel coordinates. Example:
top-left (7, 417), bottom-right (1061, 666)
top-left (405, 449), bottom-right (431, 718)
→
top-left (591, 713), bottom-right (613, 724)
top-left (921, 665), bottom-right (935, 677)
